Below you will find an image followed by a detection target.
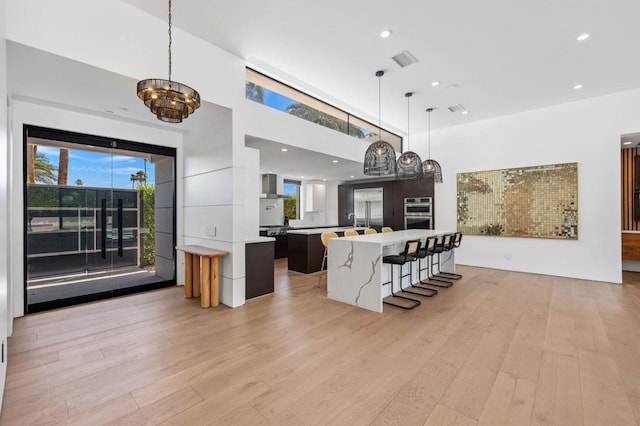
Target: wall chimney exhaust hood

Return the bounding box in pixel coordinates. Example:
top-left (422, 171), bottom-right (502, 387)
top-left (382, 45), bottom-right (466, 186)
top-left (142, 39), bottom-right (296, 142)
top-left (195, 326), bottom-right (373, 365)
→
top-left (261, 174), bottom-right (287, 199)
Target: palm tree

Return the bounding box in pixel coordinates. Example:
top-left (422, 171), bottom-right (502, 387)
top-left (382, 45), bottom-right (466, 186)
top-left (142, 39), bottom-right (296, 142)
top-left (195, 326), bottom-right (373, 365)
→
top-left (130, 170), bottom-right (148, 188)
top-left (33, 152), bottom-right (57, 184)
top-left (245, 82), bottom-right (264, 103)
top-left (57, 148), bottom-right (69, 185)
top-left (285, 103), bottom-right (365, 138)
top-left (27, 144), bottom-right (37, 183)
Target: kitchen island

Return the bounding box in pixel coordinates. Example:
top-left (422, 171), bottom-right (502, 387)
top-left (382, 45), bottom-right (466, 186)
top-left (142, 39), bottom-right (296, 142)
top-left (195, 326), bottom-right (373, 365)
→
top-left (327, 229), bottom-right (455, 312)
top-left (287, 226), bottom-right (368, 273)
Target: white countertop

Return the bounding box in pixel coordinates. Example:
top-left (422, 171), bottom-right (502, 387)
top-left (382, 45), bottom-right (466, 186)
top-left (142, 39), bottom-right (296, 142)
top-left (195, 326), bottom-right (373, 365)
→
top-left (245, 236), bottom-right (276, 243)
top-left (287, 226), bottom-right (368, 235)
top-left (337, 229), bottom-right (455, 245)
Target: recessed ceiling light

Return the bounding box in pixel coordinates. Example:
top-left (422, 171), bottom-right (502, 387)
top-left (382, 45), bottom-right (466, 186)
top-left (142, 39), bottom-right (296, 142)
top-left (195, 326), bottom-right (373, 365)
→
top-left (118, 107), bottom-right (128, 112)
top-left (461, 110), bottom-right (469, 115)
top-left (380, 30), bottom-right (392, 38)
top-left (431, 81), bottom-right (440, 87)
top-left (301, 176), bottom-right (305, 178)
top-left (332, 160), bottom-right (339, 163)
top-left (281, 148), bottom-right (288, 152)
top-left (105, 110), bottom-right (114, 114)
top-left (322, 179), bottom-right (327, 181)
top-left (573, 84), bottom-right (583, 90)
top-left (350, 175), bottom-right (355, 178)
top-left (577, 33), bottom-right (590, 41)
top-left (623, 141), bottom-right (633, 145)
top-left (447, 84), bottom-right (459, 89)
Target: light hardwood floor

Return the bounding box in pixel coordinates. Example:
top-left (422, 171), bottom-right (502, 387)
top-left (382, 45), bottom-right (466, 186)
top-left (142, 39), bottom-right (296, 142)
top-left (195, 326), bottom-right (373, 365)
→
top-left (2, 261), bottom-right (640, 425)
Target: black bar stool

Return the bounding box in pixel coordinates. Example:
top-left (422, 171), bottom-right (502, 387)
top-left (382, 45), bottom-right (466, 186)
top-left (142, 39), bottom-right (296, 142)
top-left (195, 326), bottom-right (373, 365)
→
top-left (399, 236), bottom-right (438, 297)
top-left (432, 233), bottom-right (461, 281)
top-left (382, 240), bottom-right (421, 310)
top-left (426, 234), bottom-right (454, 288)
top-left (434, 232), bottom-right (463, 280)
top-left (414, 236), bottom-right (442, 291)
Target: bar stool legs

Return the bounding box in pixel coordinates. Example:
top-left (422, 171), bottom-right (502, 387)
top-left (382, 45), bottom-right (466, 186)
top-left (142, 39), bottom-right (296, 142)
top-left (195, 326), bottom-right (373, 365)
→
top-left (318, 246), bottom-right (328, 288)
top-left (427, 251), bottom-right (454, 288)
top-left (399, 257), bottom-right (438, 298)
top-left (383, 263), bottom-right (421, 310)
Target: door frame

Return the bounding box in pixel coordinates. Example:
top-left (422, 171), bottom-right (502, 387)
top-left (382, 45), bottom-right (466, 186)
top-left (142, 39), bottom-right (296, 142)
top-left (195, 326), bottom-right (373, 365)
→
top-left (22, 124), bottom-right (178, 313)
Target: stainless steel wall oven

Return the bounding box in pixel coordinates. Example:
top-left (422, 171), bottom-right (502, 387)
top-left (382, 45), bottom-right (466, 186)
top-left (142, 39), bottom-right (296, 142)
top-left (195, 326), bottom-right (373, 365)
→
top-left (404, 197), bottom-right (433, 229)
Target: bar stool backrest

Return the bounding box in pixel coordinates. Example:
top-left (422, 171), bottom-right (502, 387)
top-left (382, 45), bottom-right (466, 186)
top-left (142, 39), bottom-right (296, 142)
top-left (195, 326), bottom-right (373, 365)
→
top-left (402, 239), bottom-right (421, 260)
top-left (381, 227), bottom-right (393, 233)
top-left (321, 232), bottom-right (339, 248)
top-left (454, 232), bottom-right (463, 247)
top-left (425, 236), bottom-right (437, 253)
top-left (364, 228), bottom-right (377, 235)
top-left (344, 230), bottom-right (359, 237)
top-left (442, 234), bottom-right (453, 249)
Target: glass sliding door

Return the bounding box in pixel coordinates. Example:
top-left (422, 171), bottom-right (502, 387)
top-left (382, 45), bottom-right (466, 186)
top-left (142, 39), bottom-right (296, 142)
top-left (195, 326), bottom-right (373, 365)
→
top-left (24, 125), bottom-right (176, 313)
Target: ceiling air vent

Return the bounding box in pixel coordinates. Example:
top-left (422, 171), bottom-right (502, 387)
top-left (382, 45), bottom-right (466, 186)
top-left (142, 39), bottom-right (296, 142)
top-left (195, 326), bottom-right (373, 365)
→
top-left (448, 104), bottom-right (466, 113)
top-left (391, 50), bottom-right (419, 68)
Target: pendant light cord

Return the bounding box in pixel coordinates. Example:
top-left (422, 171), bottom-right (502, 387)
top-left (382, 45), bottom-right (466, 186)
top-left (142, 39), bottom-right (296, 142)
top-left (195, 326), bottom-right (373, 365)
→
top-left (168, 0), bottom-right (172, 82)
top-left (378, 74), bottom-right (381, 136)
top-left (406, 94), bottom-right (411, 152)
top-left (375, 70), bottom-right (384, 139)
top-left (427, 108), bottom-right (432, 158)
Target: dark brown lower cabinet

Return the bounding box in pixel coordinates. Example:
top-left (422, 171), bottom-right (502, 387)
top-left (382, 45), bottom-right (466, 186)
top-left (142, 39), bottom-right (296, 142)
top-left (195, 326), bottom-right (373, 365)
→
top-left (245, 241), bottom-right (275, 299)
top-left (287, 233), bottom-right (325, 274)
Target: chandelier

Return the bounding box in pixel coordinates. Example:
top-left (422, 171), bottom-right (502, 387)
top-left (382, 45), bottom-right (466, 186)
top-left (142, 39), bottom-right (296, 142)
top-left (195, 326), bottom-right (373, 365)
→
top-left (364, 71), bottom-right (397, 176)
top-left (137, 0), bottom-right (201, 123)
top-left (396, 92), bottom-right (423, 179)
top-left (421, 107), bottom-right (443, 183)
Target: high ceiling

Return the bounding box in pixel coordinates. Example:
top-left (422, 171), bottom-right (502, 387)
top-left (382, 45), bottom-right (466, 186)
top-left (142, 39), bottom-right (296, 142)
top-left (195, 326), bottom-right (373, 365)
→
top-left (124, 0), bottom-right (640, 134)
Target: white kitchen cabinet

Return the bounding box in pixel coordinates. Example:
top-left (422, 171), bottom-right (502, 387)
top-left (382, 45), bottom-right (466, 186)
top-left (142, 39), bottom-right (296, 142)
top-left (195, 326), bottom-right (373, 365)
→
top-left (305, 183), bottom-right (326, 212)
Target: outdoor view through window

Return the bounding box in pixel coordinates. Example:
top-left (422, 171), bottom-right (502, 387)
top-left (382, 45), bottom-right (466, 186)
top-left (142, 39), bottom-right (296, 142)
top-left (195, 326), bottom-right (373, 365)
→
top-left (24, 139), bottom-right (173, 312)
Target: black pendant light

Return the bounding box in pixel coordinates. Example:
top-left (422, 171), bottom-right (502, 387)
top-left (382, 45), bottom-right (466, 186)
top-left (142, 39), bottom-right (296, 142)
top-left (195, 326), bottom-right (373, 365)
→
top-left (364, 71), bottom-right (397, 176)
top-left (396, 92), bottom-right (423, 179)
top-left (137, 0), bottom-right (201, 123)
top-left (421, 108), bottom-right (443, 183)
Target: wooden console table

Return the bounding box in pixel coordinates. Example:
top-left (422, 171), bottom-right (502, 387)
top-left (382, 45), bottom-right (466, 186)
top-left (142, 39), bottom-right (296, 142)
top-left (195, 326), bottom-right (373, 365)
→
top-left (176, 245), bottom-right (228, 308)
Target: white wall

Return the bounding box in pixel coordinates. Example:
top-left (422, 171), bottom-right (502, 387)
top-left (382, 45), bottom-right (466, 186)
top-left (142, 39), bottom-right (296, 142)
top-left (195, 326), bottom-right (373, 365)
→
top-left (244, 100), bottom-right (369, 163)
top-left (412, 89), bottom-right (640, 283)
top-left (0, 0), bottom-right (9, 407)
top-left (181, 103), bottom-right (246, 307)
top-left (10, 100), bottom-right (184, 316)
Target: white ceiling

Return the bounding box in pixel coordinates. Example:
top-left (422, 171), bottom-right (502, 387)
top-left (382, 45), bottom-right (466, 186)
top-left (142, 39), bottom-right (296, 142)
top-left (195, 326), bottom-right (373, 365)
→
top-left (246, 135), bottom-right (367, 181)
top-left (8, 1), bottom-right (640, 182)
top-left (124, 0), bottom-right (640, 134)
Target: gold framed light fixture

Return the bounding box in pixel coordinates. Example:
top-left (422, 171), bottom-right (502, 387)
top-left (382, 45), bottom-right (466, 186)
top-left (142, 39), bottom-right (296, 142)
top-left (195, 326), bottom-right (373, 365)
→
top-left (137, 0), bottom-right (200, 123)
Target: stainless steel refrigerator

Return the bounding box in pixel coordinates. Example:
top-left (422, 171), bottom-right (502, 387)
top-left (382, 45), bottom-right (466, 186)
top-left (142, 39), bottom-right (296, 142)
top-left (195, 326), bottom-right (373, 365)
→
top-left (353, 188), bottom-right (383, 228)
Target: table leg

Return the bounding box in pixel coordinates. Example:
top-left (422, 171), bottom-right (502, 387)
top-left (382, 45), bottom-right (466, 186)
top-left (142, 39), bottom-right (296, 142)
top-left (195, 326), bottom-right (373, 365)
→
top-left (211, 257), bottom-right (220, 307)
top-left (201, 257), bottom-right (211, 308)
top-left (184, 252), bottom-right (193, 298)
top-left (192, 254), bottom-right (201, 298)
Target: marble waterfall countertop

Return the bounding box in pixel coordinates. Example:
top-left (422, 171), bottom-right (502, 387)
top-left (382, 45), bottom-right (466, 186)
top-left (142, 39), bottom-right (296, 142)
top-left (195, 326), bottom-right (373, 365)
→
top-left (286, 226), bottom-right (368, 235)
top-left (327, 229), bottom-right (456, 313)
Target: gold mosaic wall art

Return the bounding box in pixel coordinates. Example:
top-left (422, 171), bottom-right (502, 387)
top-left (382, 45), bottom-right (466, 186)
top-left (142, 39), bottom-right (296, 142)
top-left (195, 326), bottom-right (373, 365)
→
top-left (457, 163), bottom-right (578, 239)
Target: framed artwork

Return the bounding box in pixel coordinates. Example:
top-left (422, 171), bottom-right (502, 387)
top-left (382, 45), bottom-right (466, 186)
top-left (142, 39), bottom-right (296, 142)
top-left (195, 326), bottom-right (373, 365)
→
top-left (457, 162), bottom-right (578, 239)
